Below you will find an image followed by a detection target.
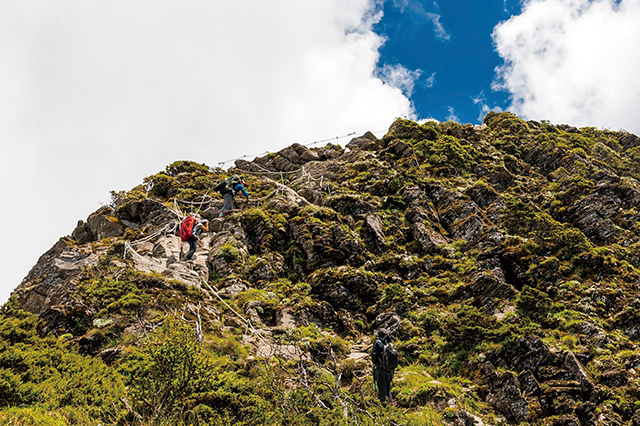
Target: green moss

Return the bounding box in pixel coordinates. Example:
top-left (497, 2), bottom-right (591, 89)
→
top-left (77, 276), bottom-right (150, 318)
top-left (516, 285), bottom-right (554, 326)
top-left (219, 243), bottom-right (242, 262)
top-left (387, 118), bottom-right (440, 142)
top-left (502, 198), bottom-right (591, 259)
top-left (414, 135), bottom-right (481, 171)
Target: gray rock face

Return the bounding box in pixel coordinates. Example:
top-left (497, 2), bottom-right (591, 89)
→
top-left (12, 239), bottom-right (100, 316)
top-left (310, 266), bottom-right (381, 314)
top-left (426, 184), bottom-right (490, 244)
top-left (15, 208), bottom-right (211, 321)
top-left (116, 199), bottom-right (179, 227)
top-left (346, 131), bottom-right (378, 151)
top-left (373, 311), bottom-right (401, 336)
top-left (458, 269), bottom-right (517, 302)
top-left (481, 362), bottom-right (529, 423)
top-left (483, 337), bottom-right (602, 422)
top-left (563, 352), bottom-right (598, 402)
top-left (364, 214), bottom-right (387, 251)
top-left (410, 222), bottom-right (447, 253)
top-left (246, 252), bottom-right (285, 284)
top-left (206, 228), bottom-right (249, 276)
top-left (72, 207), bottom-right (125, 243)
top-left (218, 281), bottom-right (248, 298)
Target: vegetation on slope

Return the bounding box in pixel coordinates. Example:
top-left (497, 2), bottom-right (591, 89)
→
top-left (4, 112), bottom-right (640, 425)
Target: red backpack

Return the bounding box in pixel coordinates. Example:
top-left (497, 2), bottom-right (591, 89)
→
top-left (179, 216), bottom-right (197, 242)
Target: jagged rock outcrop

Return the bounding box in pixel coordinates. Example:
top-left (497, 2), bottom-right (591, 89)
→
top-left (481, 336), bottom-right (602, 423)
top-left (12, 239), bottom-right (100, 316)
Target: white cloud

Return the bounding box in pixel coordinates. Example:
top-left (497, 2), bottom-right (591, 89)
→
top-left (426, 12), bottom-right (451, 41)
top-left (389, 0), bottom-right (451, 41)
top-left (425, 72), bottom-right (437, 88)
top-left (0, 0), bottom-right (414, 304)
top-left (493, 0), bottom-right (640, 132)
top-left (446, 106), bottom-right (460, 122)
top-left (473, 91), bottom-right (503, 122)
top-left (376, 64), bottom-right (423, 97)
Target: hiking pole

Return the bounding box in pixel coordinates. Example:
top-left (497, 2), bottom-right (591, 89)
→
top-left (373, 367), bottom-right (377, 392)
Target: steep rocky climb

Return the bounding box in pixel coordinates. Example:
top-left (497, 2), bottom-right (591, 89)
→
top-left (5, 113), bottom-right (640, 425)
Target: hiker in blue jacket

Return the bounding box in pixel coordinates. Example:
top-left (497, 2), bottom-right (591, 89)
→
top-left (185, 219), bottom-right (209, 261)
top-left (371, 328), bottom-right (395, 404)
top-left (215, 175), bottom-right (249, 217)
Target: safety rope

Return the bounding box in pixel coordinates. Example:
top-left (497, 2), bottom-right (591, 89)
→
top-left (199, 277), bottom-right (272, 348)
top-left (140, 223), bottom-right (173, 244)
top-left (173, 196), bottom-right (213, 207)
top-left (236, 159), bottom-right (302, 176)
top-left (216, 131), bottom-right (359, 167)
top-left (123, 241), bottom-right (153, 264)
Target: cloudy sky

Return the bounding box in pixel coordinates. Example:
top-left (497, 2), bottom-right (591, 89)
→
top-left (1, 0), bottom-right (639, 304)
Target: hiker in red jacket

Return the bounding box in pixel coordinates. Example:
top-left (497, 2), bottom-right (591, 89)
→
top-left (185, 219), bottom-right (209, 261)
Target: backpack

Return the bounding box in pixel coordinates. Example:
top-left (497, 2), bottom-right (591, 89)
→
top-left (215, 176), bottom-right (240, 195)
top-left (380, 340), bottom-right (398, 371)
top-left (179, 216), bottom-right (197, 242)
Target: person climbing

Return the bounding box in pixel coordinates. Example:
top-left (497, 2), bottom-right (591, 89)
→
top-left (183, 218), bottom-right (209, 261)
top-left (214, 174), bottom-right (249, 217)
top-left (371, 327), bottom-right (398, 405)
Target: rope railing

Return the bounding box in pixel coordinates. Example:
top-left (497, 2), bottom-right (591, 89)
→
top-left (123, 241), bottom-right (154, 264)
top-left (216, 131), bottom-right (361, 167)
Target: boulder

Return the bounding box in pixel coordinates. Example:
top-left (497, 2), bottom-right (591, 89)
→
top-left (276, 308), bottom-right (297, 329)
top-left (86, 212), bottom-right (125, 240)
top-left (373, 311), bottom-right (401, 336)
top-left (71, 220), bottom-right (92, 244)
top-left (217, 280), bottom-right (248, 298)
top-left (481, 362), bottom-right (529, 423)
top-left (456, 268), bottom-right (517, 304)
top-left (346, 131), bottom-right (378, 151)
top-left (152, 235), bottom-right (181, 258)
top-left (73, 209), bottom-right (125, 243)
top-left (310, 267), bottom-right (381, 314)
top-left (410, 222), bottom-right (447, 253)
top-left (290, 213), bottom-right (365, 270)
top-left (563, 352), bottom-right (598, 402)
top-left (162, 261), bottom-right (204, 286)
top-left (491, 336), bottom-right (560, 376)
top-left (207, 231), bottom-right (249, 276)
top-left (519, 370), bottom-right (542, 398)
top-left (363, 214), bottom-right (387, 251)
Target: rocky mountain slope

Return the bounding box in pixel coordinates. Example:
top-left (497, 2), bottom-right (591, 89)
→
top-left (4, 112), bottom-right (640, 425)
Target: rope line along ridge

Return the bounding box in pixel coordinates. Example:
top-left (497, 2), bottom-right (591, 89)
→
top-left (217, 131), bottom-right (360, 167)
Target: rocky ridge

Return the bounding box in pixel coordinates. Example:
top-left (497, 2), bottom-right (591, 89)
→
top-left (7, 112), bottom-right (640, 425)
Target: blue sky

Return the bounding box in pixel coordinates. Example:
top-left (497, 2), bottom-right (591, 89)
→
top-left (374, 0), bottom-right (521, 124)
top-left (1, 0), bottom-right (640, 303)
top-left (372, 0), bottom-right (640, 130)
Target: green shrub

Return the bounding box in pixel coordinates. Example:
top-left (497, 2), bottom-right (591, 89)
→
top-left (119, 317), bottom-right (212, 422)
top-left (0, 312), bottom-right (125, 421)
top-left (165, 160), bottom-right (211, 177)
top-left (144, 173), bottom-right (178, 199)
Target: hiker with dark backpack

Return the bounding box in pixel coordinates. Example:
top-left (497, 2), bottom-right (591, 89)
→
top-left (214, 175), bottom-right (249, 217)
top-left (371, 327), bottom-right (398, 404)
top-left (179, 216), bottom-right (209, 261)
